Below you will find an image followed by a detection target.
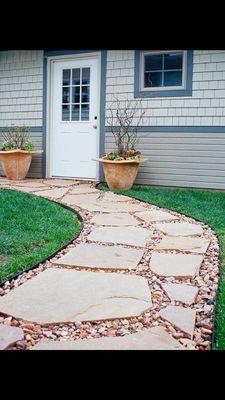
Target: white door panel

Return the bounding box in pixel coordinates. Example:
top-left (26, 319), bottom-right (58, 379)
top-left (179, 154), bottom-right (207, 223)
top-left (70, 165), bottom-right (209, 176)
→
top-left (51, 57), bottom-right (99, 179)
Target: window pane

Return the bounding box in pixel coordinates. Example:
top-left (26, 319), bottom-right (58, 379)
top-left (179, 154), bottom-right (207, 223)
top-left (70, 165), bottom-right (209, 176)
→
top-left (82, 68), bottom-right (90, 84)
top-left (72, 69), bottom-right (80, 85)
top-left (81, 103), bottom-right (89, 120)
top-left (72, 86), bottom-right (80, 103)
top-left (145, 54), bottom-right (163, 71)
top-left (144, 71), bottom-right (163, 87)
top-left (82, 86), bottom-right (89, 103)
top-left (62, 87), bottom-right (70, 103)
top-left (63, 69), bottom-right (70, 85)
top-left (71, 104), bottom-right (80, 121)
top-left (164, 71), bottom-right (182, 86)
top-left (62, 105), bottom-right (70, 121)
top-left (164, 52), bottom-right (183, 70)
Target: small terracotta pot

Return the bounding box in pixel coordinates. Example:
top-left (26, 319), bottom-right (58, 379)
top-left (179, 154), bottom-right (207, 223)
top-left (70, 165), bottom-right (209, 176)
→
top-left (93, 158), bottom-right (147, 190)
top-left (0, 150), bottom-right (41, 180)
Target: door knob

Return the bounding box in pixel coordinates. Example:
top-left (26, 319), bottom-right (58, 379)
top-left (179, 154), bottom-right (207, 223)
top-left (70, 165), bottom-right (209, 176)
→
top-left (93, 124), bottom-right (97, 129)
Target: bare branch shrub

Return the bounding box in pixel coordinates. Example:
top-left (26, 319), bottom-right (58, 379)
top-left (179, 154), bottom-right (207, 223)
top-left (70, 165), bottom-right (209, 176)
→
top-left (106, 96), bottom-right (146, 156)
top-left (1, 125), bottom-right (34, 151)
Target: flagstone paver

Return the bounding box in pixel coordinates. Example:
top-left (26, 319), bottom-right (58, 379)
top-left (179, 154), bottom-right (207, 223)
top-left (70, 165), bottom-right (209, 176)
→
top-left (0, 268), bottom-right (152, 324)
top-left (155, 236), bottom-right (210, 253)
top-left (90, 212), bottom-right (139, 226)
top-left (43, 179), bottom-right (78, 187)
top-left (153, 222), bottom-right (203, 236)
top-left (102, 192), bottom-right (129, 202)
top-left (150, 252), bottom-right (204, 277)
top-left (87, 226), bottom-right (153, 247)
top-left (70, 185), bottom-right (100, 194)
top-left (159, 306), bottom-right (197, 339)
top-left (53, 243), bottom-right (144, 270)
top-left (0, 324), bottom-right (24, 350)
top-left (161, 283), bottom-right (198, 304)
top-left (11, 186), bottom-right (52, 193)
top-left (62, 195), bottom-right (146, 213)
top-left (31, 326), bottom-right (184, 350)
top-left (33, 187), bottom-right (69, 199)
top-left (135, 210), bottom-right (179, 223)
top-left (13, 181), bottom-right (50, 189)
top-left (62, 193), bottom-right (101, 207)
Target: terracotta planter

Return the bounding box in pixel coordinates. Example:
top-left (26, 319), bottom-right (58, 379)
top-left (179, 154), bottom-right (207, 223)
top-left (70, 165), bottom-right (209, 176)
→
top-left (0, 150), bottom-right (42, 180)
top-left (94, 158), bottom-right (148, 190)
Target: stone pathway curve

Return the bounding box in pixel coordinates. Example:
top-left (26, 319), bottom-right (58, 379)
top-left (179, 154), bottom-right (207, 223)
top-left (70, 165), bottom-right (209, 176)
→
top-left (0, 178), bottom-right (220, 350)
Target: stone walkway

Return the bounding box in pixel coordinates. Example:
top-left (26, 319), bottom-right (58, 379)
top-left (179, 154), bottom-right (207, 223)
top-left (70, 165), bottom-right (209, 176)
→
top-left (0, 178), bottom-right (220, 350)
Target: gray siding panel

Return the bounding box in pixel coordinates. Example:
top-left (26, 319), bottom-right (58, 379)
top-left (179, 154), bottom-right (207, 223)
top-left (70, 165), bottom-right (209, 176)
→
top-left (105, 131), bottom-right (225, 189)
top-left (0, 131), bottom-right (42, 178)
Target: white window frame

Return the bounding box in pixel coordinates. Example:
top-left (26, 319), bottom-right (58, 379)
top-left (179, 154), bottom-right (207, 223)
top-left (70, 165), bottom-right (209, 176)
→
top-left (140, 50), bottom-right (187, 92)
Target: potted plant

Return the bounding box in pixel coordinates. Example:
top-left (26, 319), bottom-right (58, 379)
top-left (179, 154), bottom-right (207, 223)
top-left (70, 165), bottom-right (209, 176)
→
top-left (94, 98), bottom-right (147, 190)
top-left (0, 125), bottom-right (42, 180)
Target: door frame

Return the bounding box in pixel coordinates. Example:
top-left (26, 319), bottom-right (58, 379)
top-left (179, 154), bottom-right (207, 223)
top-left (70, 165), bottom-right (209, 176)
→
top-left (43, 50), bottom-right (107, 180)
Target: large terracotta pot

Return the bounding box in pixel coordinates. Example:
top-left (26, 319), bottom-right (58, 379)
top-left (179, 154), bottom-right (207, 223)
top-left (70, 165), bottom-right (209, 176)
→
top-left (94, 158), bottom-right (147, 190)
top-left (0, 150), bottom-right (42, 180)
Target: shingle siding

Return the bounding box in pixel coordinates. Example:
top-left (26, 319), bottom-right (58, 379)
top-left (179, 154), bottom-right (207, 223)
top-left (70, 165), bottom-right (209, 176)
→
top-left (0, 50), bottom-right (43, 177)
top-left (105, 50), bottom-right (225, 126)
top-left (0, 50), bottom-right (43, 127)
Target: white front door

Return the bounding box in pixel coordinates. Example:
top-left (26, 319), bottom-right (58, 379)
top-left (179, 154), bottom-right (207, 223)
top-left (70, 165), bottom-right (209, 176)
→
top-left (51, 57), bottom-right (99, 179)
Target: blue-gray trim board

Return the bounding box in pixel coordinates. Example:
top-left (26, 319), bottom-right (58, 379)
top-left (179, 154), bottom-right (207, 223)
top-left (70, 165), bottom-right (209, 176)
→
top-left (1, 126), bottom-right (225, 134)
top-left (134, 50), bottom-right (193, 98)
top-left (42, 50), bottom-right (107, 180)
top-left (0, 127), bottom-right (42, 132)
top-left (105, 126), bottom-right (225, 133)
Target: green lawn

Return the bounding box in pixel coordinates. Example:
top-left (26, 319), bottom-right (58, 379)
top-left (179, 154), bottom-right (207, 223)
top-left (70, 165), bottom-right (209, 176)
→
top-left (0, 189), bottom-right (81, 284)
top-left (98, 183), bottom-right (225, 350)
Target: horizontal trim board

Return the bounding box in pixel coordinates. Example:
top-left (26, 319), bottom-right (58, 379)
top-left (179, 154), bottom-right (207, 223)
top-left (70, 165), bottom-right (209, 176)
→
top-left (105, 126), bottom-right (225, 133)
top-left (138, 162), bottom-right (225, 170)
top-left (106, 144), bottom-right (225, 151)
top-left (105, 138), bottom-right (225, 144)
top-left (134, 180), bottom-right (225, 190)
top-left (138, 170), bottom-right (225, 180)
top-left (136, 174), bottom-right (225, 183)
top-left (0, 127), bottom-right (42, 133)
top-left (140, 164), bottom-right (225, 173)
top-left (1, 126), bottom-right (225, 133)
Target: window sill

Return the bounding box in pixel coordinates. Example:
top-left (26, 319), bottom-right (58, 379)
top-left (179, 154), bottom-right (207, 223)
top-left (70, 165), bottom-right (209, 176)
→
top-left (134, 87), bottom-right (192, 98)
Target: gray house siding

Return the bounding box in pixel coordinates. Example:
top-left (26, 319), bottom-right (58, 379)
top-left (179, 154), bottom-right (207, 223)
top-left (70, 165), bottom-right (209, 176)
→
top-left (105, 50), bottom-right (225, 189)
top-left (0, 49), bottom-right (225, 189)
top-left (0, 50), bottom-right (43, 177)
top-left (105, 129), bottom-right (225, 189)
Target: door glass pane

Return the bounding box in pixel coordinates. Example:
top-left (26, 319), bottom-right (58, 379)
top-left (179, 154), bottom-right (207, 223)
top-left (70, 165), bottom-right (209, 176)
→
top-left (82, 68), bottom-right (90, 84)
top-left (63, 69), bottom-right (70, 85)
top-left (71, 104), bottom-right (80, 121)
top-left (144, 71), bottom-right (162, 87)
top-left (145, 54), bottom-right (163, 71)
top-left (72, 86), bottom-right (80, 103)
top-left (62, 104), bottom-right (70, 121)
top-left (81, 103), bottom-right (89, 121)
top-left (62, 87), bottom-right (70, 103)
top-left (72, 69), bottom-right (80, 85)
top-left (164, 52), bottom-right (183, 70)
top-left (81, 86), bottom-right (89, 103)
top-left (164, 71), bottom-right (182, 86)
